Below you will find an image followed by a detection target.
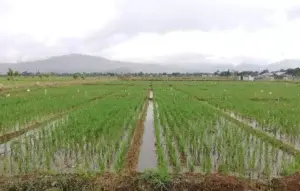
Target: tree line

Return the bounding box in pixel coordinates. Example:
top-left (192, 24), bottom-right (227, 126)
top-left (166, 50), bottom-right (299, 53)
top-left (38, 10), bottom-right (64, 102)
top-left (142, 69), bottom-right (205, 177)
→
top-left (2, 67), bottom-right (300, 80)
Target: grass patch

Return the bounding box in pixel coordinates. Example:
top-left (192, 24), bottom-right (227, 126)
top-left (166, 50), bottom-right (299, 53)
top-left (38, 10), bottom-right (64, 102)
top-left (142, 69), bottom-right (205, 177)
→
top-left (139, 169), bottom-right (171, 190)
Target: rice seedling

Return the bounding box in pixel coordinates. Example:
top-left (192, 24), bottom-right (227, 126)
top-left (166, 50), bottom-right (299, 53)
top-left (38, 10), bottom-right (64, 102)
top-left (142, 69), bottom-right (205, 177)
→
top-left (0, 85), bottom-right (147, 176)
top-left (174, 81), bottom-right (300, 150)
top-left (153, 84), bottom-right (299, 180)
top-left (2, 80), bottom-right (300, 184)
top-left (0, 84), bottom-right (128, 135)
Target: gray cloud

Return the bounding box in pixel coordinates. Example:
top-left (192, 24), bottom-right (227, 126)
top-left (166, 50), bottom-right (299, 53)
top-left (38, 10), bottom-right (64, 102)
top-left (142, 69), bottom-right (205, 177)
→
top-left (71, 0), bottom-right (279, 58)
top-left (69, 0), bottom-right (278, 58)
top-left (83, 33), bottom-right (130, 54)
top-left (287, 6), bottom-right (300, 19)
top-left (106, 0), bottom-right (275, 34)
top-left (0, 0), bottom-right (297, 63)
top-left (0, 35), bottom-right (76, 62)
top-left (0, 1), bottom-right (9, 15)
top-left (154, 53), bottom-right (214, 64)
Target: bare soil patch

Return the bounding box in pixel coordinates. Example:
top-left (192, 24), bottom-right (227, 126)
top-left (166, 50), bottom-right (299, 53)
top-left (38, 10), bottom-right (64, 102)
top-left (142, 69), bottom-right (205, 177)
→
top-left (124, 98), bottom-right (148, 171)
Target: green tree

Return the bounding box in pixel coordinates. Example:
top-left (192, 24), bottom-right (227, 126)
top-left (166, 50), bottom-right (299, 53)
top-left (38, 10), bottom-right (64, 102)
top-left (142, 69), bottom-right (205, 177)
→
top-left (14, 71), bottom-right (20, 77)
top-left (7, 68), bottom-right (14, 80)
top-left (73, 73), bottom-right (80, 79)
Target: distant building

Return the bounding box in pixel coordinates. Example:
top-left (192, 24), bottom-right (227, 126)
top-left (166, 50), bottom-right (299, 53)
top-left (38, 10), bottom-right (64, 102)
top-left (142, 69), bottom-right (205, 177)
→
top-left (201, 73), bottom-right (214, 78)
top-left (274, 71), bottom-right (286, 76)
top-left (283, 75), bottom-right (293, 80)
top-left (256, 72), bottom-right (275, 80)
top-left (238, 75), bottom-right (254, 81)
top-left (243, 75), bottom-right (254, 81)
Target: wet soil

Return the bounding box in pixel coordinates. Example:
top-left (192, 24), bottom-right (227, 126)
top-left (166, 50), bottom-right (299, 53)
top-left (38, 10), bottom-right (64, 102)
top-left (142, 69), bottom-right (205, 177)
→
top-left (124, 99), bottom-right (148, 171)
top-left (271, 172), bottom-right (300, 191)
top-left (3, 172), bottom-right (300, 191)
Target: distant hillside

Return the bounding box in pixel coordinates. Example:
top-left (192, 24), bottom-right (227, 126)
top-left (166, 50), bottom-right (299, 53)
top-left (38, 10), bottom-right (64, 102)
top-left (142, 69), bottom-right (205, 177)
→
top-left (0, 54), bottom-right (300, 74)
top-left (267, 59), bottom-right (300, 71)
top-left (0, 54), bottom-right (185, 74)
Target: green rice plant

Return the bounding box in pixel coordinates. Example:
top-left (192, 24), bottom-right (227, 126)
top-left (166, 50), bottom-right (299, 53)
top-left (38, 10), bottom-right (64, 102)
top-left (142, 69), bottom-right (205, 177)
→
top-left (175, 81), bottom-right (300, 142)
top-left (152, 84), bottom-right (299, 181)
top-left (0, 84), bottom-right (147, 176)
top-left (153, 100), bottom-right (169, 172)
top-left (139, 169), bottom-right (171, 191)
top-left (0, 84), bottom-right (128, 135)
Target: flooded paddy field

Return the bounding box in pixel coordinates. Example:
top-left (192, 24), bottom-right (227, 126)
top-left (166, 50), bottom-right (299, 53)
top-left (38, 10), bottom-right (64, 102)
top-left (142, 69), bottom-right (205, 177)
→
top-left (154, 85), bottom-right (300, 181)
top-left (2, 80), bottom-right (300, 190)
top-left (0, 84), bottom-right (147, 176)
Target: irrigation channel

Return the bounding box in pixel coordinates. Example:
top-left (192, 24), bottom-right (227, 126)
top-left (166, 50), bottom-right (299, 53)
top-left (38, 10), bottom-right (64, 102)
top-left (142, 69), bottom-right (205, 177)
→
top-left (137, 89), bottom-right (158, 171)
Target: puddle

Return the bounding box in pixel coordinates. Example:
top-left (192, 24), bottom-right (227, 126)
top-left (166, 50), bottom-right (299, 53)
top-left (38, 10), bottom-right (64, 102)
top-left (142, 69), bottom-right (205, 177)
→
top-left (149, 90), bottom-right (153, 99)
top-left (137, 91), bottom-right (157, 171)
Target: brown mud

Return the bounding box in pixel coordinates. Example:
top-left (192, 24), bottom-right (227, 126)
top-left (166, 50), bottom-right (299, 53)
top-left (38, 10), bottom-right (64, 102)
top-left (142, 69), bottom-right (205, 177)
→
top-left (124, 98), bottom-right (148, 172)
top-left (2, 172), bottom-right (300, 191)
top-left (271, 172), bottom-right (300, 191)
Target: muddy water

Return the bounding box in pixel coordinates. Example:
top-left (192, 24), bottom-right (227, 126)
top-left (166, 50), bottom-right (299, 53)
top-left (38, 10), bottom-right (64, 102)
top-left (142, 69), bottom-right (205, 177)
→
top-left (137, 92), bottom-right (157, 171)
top-left (149, 91), bottom-right (153, 99)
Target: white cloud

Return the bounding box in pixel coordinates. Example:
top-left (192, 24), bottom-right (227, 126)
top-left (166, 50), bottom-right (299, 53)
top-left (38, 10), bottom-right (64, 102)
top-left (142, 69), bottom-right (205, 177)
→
top-left (203, 0), bottom-right (300, 10)
top-left (1, 0), bottom-right (300, 64)
top-left (0, 0), bottom-right (118, 42)
top-left (101, 11), bottom-right (300, 64)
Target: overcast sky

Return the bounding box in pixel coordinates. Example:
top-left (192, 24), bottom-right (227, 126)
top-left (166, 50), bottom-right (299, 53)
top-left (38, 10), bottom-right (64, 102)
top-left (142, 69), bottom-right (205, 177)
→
top-left (1, 0), bottom-right (300, 64)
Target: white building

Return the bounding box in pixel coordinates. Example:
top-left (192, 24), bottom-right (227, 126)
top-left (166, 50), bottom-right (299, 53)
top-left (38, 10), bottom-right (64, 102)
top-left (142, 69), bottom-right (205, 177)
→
top-left (257, 73), bottom-right (274, 80)
top-left (283, 75), bottom-right (293, 81)
top-left (274, 71), bottom-right (286, 76)
top-left (242, 75), bottom-right (254, 81)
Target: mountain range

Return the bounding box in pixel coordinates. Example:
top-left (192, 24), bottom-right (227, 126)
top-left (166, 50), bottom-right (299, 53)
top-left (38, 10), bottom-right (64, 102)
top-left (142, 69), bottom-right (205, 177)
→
top-left (0, 54), bottom-right (299, 74)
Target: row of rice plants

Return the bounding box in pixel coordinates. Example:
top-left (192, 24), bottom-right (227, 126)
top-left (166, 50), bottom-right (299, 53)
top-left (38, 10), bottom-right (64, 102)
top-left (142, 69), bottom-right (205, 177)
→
top-left (153, 99), bottom-right (180, 173)
top-left (174, 81), bottom-right (300, 148)
top-left (153, 85), bottom-right (299, 180)
top-left (153, 101), bottom-right (170, 172)
top-left (0, 84), bottom-right (128, 134)
top-left (0, 86), bottom-right (147, 175)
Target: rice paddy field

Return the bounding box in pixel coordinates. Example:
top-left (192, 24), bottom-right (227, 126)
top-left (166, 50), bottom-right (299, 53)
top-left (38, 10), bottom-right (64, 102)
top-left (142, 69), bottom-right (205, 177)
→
top-left (1, 80), bottom-right (300, 190)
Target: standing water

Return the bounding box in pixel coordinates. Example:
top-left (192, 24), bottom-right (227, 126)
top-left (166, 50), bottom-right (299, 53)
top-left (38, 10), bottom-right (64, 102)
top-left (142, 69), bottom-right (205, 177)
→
top-left (137, 90), bottom-right (157, 171)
